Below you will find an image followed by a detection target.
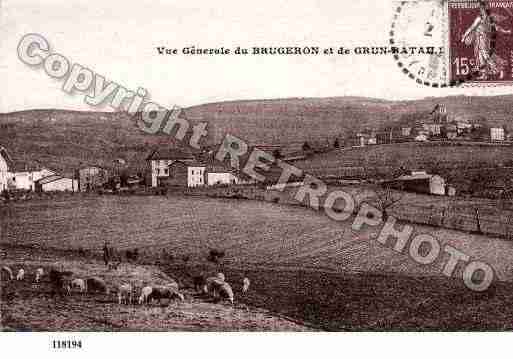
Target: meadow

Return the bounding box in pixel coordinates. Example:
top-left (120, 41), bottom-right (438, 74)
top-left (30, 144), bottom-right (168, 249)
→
top-left (3, 195), bottom-right (513, 330)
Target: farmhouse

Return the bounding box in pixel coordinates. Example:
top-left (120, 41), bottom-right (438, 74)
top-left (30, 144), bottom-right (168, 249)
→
top-left (386, 171), bottom-right (446, 196)
top-left (159, 160), bottom-right (242, 188)
top-left (7, 166), bottom-right (56, 191)
top-left (147, 148), bottom-right (196, 187)
top-left (35, 175), bottom-right (78, 192)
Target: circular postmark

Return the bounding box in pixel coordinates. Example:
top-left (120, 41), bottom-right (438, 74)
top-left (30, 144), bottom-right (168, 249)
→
top-left (390, 0), bottom-right (500, 87)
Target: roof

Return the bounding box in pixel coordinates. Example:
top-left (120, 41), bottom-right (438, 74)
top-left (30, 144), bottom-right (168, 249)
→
top-left (396, 173), bottom-right (438, 181)
top-left (36, 175), bottom-right (73, 185)
top-left (170, 160), bottom-right (235, 174)
top-left (0, 146), bottom-right (13, 167)
top-left (146, 148), bottom-right (195, 161)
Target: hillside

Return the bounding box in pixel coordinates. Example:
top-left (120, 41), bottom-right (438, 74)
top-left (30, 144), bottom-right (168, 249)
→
top-left (1, 95), bottom-right (513, 173)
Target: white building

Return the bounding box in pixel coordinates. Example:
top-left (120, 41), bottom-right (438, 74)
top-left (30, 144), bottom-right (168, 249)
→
top-left (188, 164), bottom-right (240, 187)
top-left (7, 168), bottom-right (56, 191)
top-left (35, 175), bottom-right (78, 192)
top-left (491, 127), bottom-right (505, 141)
top-left (207, 170), bottom-right (240, 186)
top-left (188, 166), bottom-right (205, 187)
top-left (0, 146), bottom-right (12, 191)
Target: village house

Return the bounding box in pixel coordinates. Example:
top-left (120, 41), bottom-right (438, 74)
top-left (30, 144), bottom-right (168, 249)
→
top-left (490, 127), bottom-right (506, 141)
top-left (159, 160), bottom-right (242, 188)
top-left (206, 164), bottom-right (241, 186)
top-left (401, 127), bottom-right (412, 137)
top-left (146, 148), bottom-right (196, 187)
top-left (0, 146), bottom-right (12, 191)
top-left (35, 175), bottom-right (78, 192)
top-left (7, 166), bottom-right (56, 191)
top-left (422, 123), bottom-right (441, 136)
top-left (78, 166), bottom-right (108, 191)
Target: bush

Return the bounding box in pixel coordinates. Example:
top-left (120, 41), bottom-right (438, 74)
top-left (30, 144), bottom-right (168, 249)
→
top-left (207, 249), bottom-right (226, 263)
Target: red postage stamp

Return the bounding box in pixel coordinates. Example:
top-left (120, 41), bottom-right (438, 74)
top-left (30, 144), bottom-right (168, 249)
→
top-left (448, 0), bottom-right (513, 84)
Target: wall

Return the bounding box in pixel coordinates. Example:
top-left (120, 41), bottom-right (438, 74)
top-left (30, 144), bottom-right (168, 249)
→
top-left (0, 154), bottom-right (8, 191)
top-left (8, 172), bottom-right (34, 190)
top-left (160, 161), bottom-right (187, 187)
top-left (42, 178), bottom-right (78, 192)
top-left (207, 172), bottom-right (238, 186)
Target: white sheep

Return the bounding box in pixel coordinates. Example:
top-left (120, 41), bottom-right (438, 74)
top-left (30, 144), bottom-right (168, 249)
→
top-left (242, 277), bottom-right (250, 294)
top-left (203, 276), bottom-right (224, 297)
top-left (71, 278), bottom-right (87, 293)
top-left (16, 268), bottom-right (25, 281)
top-left (1, 266), bottom-right (13, 280)
top-left (138, 286), bottom-right (153, 305)
top-left (118, 284), bottom-right (133, 305)
top-left (35, 268), bottom-right (44, 283)
top-left (218, 282), bottom-right (234, 304)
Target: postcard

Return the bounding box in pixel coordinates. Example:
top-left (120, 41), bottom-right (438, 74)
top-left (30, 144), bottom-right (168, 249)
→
top-left (2, 0), bottom-right (513, 356)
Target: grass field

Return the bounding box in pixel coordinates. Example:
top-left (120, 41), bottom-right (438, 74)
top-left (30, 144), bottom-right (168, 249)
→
top-left (294, 142), bottom-right (513, 177)
top-left (3, 195), bottom-right (513, 330)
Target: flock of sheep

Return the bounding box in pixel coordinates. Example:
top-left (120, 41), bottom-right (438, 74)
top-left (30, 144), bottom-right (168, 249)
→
top-left (1, 265), bottom-right (251, 307)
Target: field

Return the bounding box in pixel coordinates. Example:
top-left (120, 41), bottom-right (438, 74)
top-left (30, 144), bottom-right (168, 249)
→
top-left (3, 195), bottom-right (513, 330)
top-left (294, 142), bottom-right (513, 177)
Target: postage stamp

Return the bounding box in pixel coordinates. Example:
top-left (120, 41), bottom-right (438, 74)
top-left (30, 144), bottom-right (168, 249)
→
top-left (448, 0), bottom-right (513, 84)
top-left (391, 0), bottom-right (513, 87)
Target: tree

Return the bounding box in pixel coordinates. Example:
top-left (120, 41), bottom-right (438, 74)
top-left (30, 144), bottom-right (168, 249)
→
top-left (373, 184), bottom-right (404, 221)
top-left (272, 149), bottom-right (283, 159)
top-left (302, 141), bottom-right (312, 152)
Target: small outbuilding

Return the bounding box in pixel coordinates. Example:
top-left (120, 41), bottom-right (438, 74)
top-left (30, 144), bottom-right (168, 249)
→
top-left (385, 171), bottom-right (446, 196)
top-left (35, 175), bottom-right (78, 192)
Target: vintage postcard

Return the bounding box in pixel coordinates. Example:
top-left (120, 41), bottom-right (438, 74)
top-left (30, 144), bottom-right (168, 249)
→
top-left (2, 0), bottom-right (513, 355)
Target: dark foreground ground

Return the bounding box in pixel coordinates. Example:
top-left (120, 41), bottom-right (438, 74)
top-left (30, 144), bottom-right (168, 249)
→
top-left (2, 245), bottom-right (513, 331)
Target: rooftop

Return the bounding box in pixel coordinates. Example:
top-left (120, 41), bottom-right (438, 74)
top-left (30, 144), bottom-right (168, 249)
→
top-left (146, 148), bottom-right (195, 161)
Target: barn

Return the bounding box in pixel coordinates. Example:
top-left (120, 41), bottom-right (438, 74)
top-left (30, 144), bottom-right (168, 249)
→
top-left (35, 175), bottom-right (78, 192)
top-left (386, 171), bottom-right (446, 196)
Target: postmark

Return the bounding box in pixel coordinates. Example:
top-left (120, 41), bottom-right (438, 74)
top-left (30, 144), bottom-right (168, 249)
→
top-left (391, 0), bottom-right (513, 87)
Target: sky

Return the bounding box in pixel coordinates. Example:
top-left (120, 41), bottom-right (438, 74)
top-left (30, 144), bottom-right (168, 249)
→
top-left (1, 0), bottom-right (513, 112)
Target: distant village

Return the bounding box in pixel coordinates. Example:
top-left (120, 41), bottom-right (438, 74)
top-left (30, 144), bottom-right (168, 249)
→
top-left (0, 104), bottom-right (510, 199)
top-left (351, 104), bottom-right (509, 147)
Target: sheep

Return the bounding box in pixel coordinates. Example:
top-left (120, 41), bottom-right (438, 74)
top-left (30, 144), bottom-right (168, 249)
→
top-left (85, 277), bottom-right (110, 295)
top-left (48, 268), bottom-right (74, 295)
top-left (71, 278), bottom-right (87, 293)
top-left (242, 277), bottom-right (250, 294)
top-left (218, 282), bottom-right (234, 304)
top-left (1, 266), bottom-right (13, 280)
top-left (16, 268), bottom-right (25, 281)
top-left (147, 285), bottom-right (184, 304)
top-left (35, 268), bottom-right (44, 283)
top-left (203, 276), bottom-right (224, 297)
top-left (138, 286), bottom-right (153, 305)
top-left (118, 284), bottom-right (133, 305)
top-left (203, 277), bottom-right (234, 304)
top-left (62, 278), bottom-right (72, 296)
top-left (193, 274), bottom-right (207, 292)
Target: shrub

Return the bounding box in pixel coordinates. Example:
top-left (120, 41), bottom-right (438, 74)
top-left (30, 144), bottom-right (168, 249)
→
top-left (207, 248), bottom-right (225, 263)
